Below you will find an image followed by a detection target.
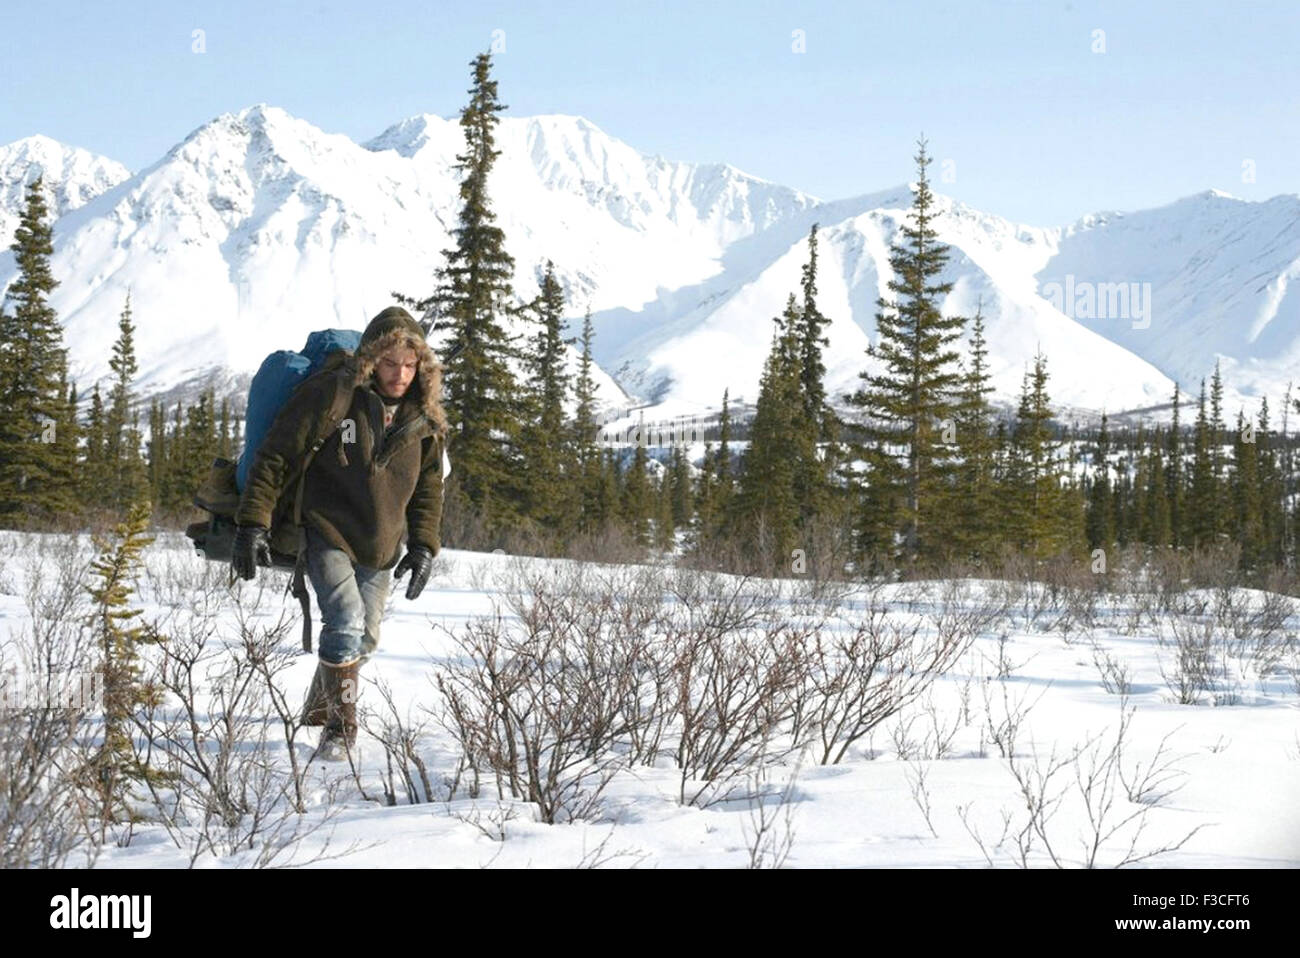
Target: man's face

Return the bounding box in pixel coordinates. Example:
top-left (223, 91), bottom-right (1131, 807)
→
top-left (375, 346), bottom-right (418, 399)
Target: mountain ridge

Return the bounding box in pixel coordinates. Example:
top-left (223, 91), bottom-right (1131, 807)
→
top-left (2, 103), bottom-right (1297, 423)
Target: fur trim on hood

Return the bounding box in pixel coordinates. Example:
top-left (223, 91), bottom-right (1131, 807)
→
top-left (351, 324), bottom-right (449, 438)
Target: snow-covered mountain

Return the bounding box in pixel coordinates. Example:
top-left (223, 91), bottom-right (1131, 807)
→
top-left (1040, 189), bottom-right (1300, 411)
top-left (1, 104), bottom-right (1297, 422)
top-left (0, 135), bottom-right (130, 250)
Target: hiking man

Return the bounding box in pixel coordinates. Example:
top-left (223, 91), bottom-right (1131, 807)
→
top-left (231, 306), bottom-right (448, 759)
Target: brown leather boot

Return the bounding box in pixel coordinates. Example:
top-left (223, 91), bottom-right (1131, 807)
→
top-left (315, 658), bottom-right (360, 761)
top-left (302, 656), bottom-right (369, 726)
top-left (300, 662), bottom-right (329, 726)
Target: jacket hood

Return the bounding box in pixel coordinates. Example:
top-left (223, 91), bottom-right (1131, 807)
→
top-left (351, 307), bottom-right (449, 437)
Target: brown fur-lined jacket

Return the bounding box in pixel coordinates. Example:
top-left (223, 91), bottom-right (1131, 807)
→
top-left (235, 327), bottom-right (449, 570)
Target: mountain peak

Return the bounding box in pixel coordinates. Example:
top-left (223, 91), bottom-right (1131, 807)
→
top-left (4, 132), bottom-right (67, 155)
top-left (0, 135), bottom-right (131, 247)
top-left (363, 112), bottom-right (453, 157)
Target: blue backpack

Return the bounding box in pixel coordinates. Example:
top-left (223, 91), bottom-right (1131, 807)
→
top-left (187, 328), bottom-right (363, 651)
top-left (236, 328), bottom-right (362, 491)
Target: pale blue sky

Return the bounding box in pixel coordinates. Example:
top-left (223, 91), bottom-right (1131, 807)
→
top-left (2, 0), bottom-right (1296, 225)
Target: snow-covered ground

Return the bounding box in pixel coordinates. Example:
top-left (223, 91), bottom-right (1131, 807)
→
top-left (1, 528), bottom-right (1297, 868)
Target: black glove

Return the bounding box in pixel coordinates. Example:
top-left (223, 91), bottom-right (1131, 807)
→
top-left (232, 524), bottom-right (272, 581)
top-left (393, 544), bottom-right (434, 600)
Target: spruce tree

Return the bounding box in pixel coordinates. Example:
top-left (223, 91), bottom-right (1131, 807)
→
top-left (621, 431), bottom-right (651, 547)
top-left (696, 389), bottom-right (735, 546)
top-left (176, 390), bottom-right (218, 516)
top-left (64, 380), bottom-right (83, 518)
top-left (1085, 413), bottom-right (1113, 551)
top-left (1231, 408), bottom-right (1264, 570)
top-left (717, 388), bottom-right (733, 501)
top-left (669, 442), bottom-right (694, 529)
top-left (733, 298), bottom-right (805, 569)
top-left (1208, 361), bottom-right (1227, 540)
top-left (81, 498), bottom-right (172, 828)
top-left (146, 399), bottom-right (165, 511)
top-left (949, 302), bottom-right (998, 560)
top-left (1188, 380), bottom-right (1216, 547)
top-left (1256, 397), bottom-right (1284, 567)
top-left (792, 223), bottom-right (841, 526)
top-left (1144, 432), bottom-right (1172, 547)
top-left (0, 177), bottom-right (75, 524)
top-left (82, 384), bottom-right (108, 511)
top-left (161, 401), bottom-right (185, 515)
top-left (217, 398), bottom-right (232, 460)
top-left (53, 365), bottom-right (80, 516)
top-left (518, 261), bottom-right (573, 537)
top-left (596, 448), bottom-right (620, 537)
top-left (1167, 384), bottom-right (1184, 547)
top-left (842, 138), bottom-right (965, 566)
top-left (653, 463), bottom-right (675, 551)
top-left (1005, 353), bottom-right (1075, 558)
top-left (105, 292), bottom-right (148, 514)
top-left (394, 51), bottom-right (525, 539)
top-left (570, 308), bottom-right (604, 534)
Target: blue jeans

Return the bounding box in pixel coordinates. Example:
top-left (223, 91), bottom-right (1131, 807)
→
top-left (304, 525), bottom-right (392, 666)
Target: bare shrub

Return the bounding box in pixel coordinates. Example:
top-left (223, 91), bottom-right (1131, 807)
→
top-left (905, 758), bottom-right (938, 838)
top-left (1156, 615), bottom-right (1217, 705)
top-left (0, 607), bottom-right (102, 867)
top-left (574, 823), bottom-right (651, 869)
top-left (1090, 641), bottom-right (1132, 696)
top-left (665, 570), bottom-right (807, 805)
top-left (965, 699), bottom-right (1205, 868)
top-left (432, 560), bottom-right (632, 823)
top-left (801, 595), bottom-right (975, 765)
top-left (743, 753), bottom-right (803, 868)
top-left (917, 686), bottom-right (963, 760)
top-left (140, 603), bottom-right (357, 866)
top-left (358, 676), bottom-right (437, 806)
top-left (980, 674), bottom-right (1047, 760)
top-left (1213, 586), bottom-right (1296, 681)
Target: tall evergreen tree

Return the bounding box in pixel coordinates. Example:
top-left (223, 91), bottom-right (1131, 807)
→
top-left (949, 302), bottom-right (998, 560)
top-left (621, 428), bottom-right (651, 547)
top-left (394, 51), bottom-right (525, 538)
top-left (146, 399), bottom-right (165, 510)
top-left (1085, 413), bottom-right (1113, 551)
top-left (1004, 353), bottom-right (1075, 558)
top-left (1188, 380), bottom-right (1217, 547)
top-left (1208, 361), bottom-right (1226, 539)
top-left (842, 138), bottom-right (965, 566)
top-left (1144, 431), bottom-right (1172, 547)
top-left (570, 307), bottom-right (605, 534)
top-left (732, 297), bottom-right (805, 568)
top-left (82, 384), bottom-right (109, 510)
top-left (1231, 408), bottom-right (1264, 569)
top-left (0, 177), bottom-right (75, 524)
top-left (518, 260), bottom-right (573, 535)
top-left (669, 442), bottom-right (694, 529)
top-left (1255, 397), bottom-right (1284, 567)
top-left (1167, 383), bottom-right (1184, 547)
top-left (653, 462), bottom-right (675, 552)
top-left (104, 292), bottom-right (148, 514)
top-left (175, 390), bottom-right (219, 516)
top-left (696, 388), bottom-right (735, 546)
top-left (791, 223), bottom-right (841, 526)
